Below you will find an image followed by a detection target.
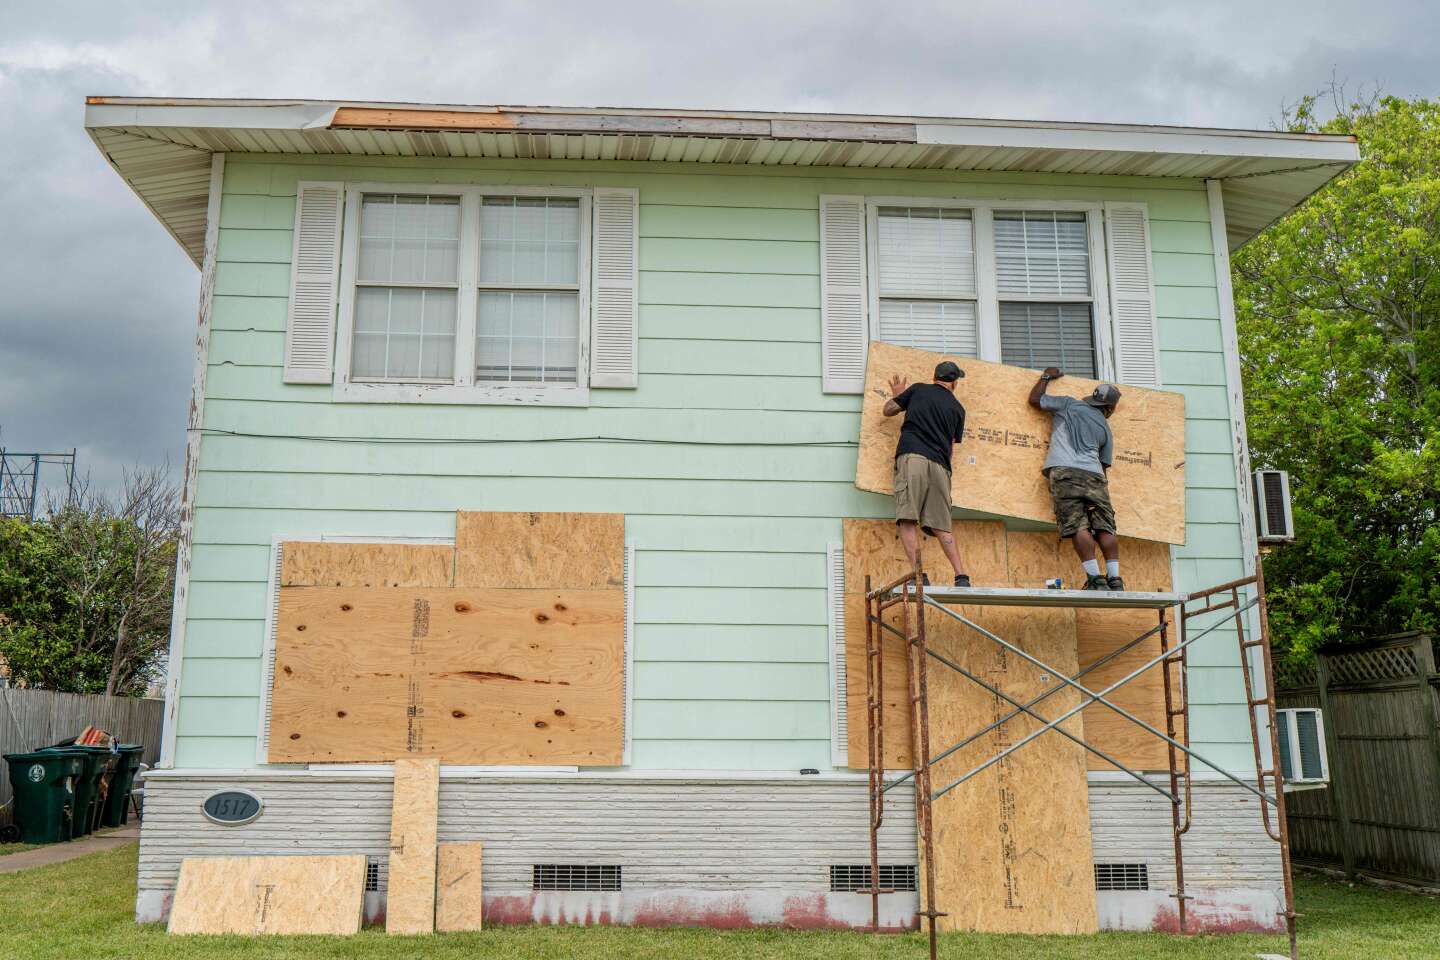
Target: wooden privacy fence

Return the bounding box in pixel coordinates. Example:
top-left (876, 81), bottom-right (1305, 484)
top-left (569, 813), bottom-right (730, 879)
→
top-left (0, 687), bottom-right (164, 826)
top-left (1277, 632), bottom-right (1440, 886)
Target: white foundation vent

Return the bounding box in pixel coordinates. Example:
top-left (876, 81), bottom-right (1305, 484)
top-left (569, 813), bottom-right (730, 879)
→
top-left (829, 864), bottom-right (918, 892)
top-left (533, 864), bottom-right (622, 892)
top-left (1094, 862), bottom-right (1149, 891)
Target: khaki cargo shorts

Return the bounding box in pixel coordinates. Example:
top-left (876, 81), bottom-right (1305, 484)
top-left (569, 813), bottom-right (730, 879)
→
top-left (1047, 466), bottom-right (1117, 538)
top-left (894, 453), bottom-right (953, 535)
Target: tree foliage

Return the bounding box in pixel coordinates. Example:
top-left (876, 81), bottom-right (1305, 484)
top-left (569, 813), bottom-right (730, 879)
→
top-left (1235, 91), bottom-right (1440, 664)
top-left (0, 470), bottom-right (177, 695)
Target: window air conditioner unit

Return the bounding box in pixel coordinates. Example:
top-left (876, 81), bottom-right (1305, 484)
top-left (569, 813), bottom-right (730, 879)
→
top-left (1253, 469), bottom-right (1295, 544)
top-left (1275, 707), bottom-right (1329, 790)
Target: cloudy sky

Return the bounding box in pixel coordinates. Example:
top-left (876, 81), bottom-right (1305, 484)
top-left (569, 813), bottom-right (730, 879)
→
top-left (1, 1), bottom-right (1435, 496)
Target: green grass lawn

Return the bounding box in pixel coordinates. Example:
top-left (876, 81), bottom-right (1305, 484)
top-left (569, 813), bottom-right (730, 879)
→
top-left (1, 844), bottom-right (1436, 960)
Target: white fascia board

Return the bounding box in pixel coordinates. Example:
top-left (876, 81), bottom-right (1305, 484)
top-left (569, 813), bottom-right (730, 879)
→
top-left (84, 101), bottom-right (338, 131)
top-left (916, 122), bottom-right (1359, 164)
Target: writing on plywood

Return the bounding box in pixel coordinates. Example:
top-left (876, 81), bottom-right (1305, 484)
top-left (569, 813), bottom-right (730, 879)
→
top-left (855, 342), bottom-right (1187, 545)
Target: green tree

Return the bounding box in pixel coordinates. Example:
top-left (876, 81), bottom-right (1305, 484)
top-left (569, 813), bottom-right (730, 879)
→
top-left (1235, 92), bottom-right (1440, 665)
top-left (0, 470), bottom-right (177, 695)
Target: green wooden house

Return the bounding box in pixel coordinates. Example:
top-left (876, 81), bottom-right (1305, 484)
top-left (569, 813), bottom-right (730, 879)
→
top-left (85, 96), bottom-right (1356, 931)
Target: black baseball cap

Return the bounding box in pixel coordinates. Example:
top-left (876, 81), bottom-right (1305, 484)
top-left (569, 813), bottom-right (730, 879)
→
top-left (1084, 383), bottom-right (1122, 408)
top-left (934, 361), bottom-right (964, 383)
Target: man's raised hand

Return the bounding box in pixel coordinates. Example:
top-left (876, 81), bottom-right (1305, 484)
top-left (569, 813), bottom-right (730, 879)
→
top-left (1043, 367), bottom-right (1063, 380)
top-left (888, 373), bottom-right (909, 397)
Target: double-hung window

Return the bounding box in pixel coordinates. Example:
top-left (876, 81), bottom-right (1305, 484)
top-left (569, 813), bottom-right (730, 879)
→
top-left (867, 200), bottom-right (1110, 379)
top-left (336, 185), bottom-right (591, 405)
top-left (874, 208), bottom-right (979, 355)
top-left (994, 211), bottom-right (1098, 378)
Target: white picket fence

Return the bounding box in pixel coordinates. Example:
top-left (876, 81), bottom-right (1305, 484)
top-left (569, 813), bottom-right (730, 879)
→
top-left (0, 687), bottom-right (163, 824)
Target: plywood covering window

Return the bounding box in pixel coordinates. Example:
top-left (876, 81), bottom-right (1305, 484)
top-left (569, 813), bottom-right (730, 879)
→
top-left (866, 199), bottom-right (1113, 379)
top-left (335, 184), bottom-right (591, 406)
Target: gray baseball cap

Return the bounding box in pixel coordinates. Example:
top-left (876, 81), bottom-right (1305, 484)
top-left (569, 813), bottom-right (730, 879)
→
top-left (1084, 383), bottom-right (1122, 408)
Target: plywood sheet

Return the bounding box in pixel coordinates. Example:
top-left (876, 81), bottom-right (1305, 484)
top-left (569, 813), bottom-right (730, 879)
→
top-left (842, 519), bottom-right (1007, 769)
top-left (268, 587), bottom-right (624, 764)
top-left (1067, 538), bottom-right (1181, 772)
top-left (281, 541), bottom-right (454, 587)
top-left (387, 758), bottom-right (439, 935)
top-left (844, 523), bottom-right (1180, 773)
top-left (168, 855), bottom-right (365, 935)
top-left (855, 341), bottom-right (1187, 544)
top-left (435, 842), bottom-right (485, 932)
top-left (455, 511), bottom-right (624, 588)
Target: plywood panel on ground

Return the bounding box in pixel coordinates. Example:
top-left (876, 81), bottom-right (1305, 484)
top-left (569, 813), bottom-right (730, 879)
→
top-left (268, 587), bottom-right (624, 764)
top-left (455, 511), bottom-right (624, 588)
top-left (855, 341), bottom-right (1187, 544)
top-left (435, 841), bottom-right (485, 932)
top-left (280, 541), bottom-right (454, 587)
top-left (387, 758), bottom-right (440, 935)
top-left (168, 854), bottom-right (365, 935)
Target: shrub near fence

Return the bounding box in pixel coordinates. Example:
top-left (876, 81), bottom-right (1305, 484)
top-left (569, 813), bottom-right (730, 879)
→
top-left (0, 687), bottom-right (164, 826)
top-left (1277, 632), bottom-right (1440, 887)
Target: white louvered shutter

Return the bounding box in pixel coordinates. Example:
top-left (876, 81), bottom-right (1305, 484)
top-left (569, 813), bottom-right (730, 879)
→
top-left (282, 182), bottom-right (344, 384)
top-left (1103, 202), bottom-right (1161, 387)
top-left (820, 195), bottom-right (869, 393)
top-left (590, 187), bottom-right (640, 388)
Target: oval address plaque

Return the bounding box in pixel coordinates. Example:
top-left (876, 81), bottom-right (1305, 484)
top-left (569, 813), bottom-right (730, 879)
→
top-left (201, 789), bottom-right (263, 826)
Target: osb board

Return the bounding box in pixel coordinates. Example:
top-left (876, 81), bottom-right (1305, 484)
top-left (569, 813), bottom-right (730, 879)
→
top-left (268, 587), bottom-right (624, 765)
top-left (436, 842), bottom-right (485, 932)
top-left (280, 541), bottom-right (454, 587)
top-left (387, 759), bottom-right (439, 935)
top-left (168, 855), bottom-right (365, 935)
top-left (454, 511), bottom-right (624, 588)
top-left (843, 524), bottom-right (1178, 773)
top-left (842, 519), bottom-right (1008, 770)
top-left (924, 597), bottom-right (1098, 934)
top-left (1065, 538), bottom-right (1182, 773)
top-left (841, 519), bottom-right (1096, 933)
top-left (854, 341), bottom-right (1187, 544)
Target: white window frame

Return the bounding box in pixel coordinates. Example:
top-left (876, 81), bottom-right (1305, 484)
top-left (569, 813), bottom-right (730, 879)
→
top-left (865, 197), bottom-right (1115, 380)
top-left (333, 182), bottom-right (593, 407)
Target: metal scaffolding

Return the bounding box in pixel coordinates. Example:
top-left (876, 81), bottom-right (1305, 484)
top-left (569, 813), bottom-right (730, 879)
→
top-left (862, 562), bottom-right (1297, 960)
top-left (0, 448), bottom-right (77, 520)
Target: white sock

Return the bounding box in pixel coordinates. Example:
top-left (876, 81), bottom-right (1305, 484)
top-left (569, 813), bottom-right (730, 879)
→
top-left (1082, 559), bottom-right (1101, 577)
top-left (1107, 560), bottom-right (1120, 578)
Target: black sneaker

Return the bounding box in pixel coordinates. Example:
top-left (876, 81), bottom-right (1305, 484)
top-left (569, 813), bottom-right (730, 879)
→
top-left (953, 574), bottom-right (972, 588)
top-left (1083, 574), bottom-right (1110, 591)
top-left (1106, 576), bottom-right (1125, 591)
top-left (920, 573), bottom-right (930, 586)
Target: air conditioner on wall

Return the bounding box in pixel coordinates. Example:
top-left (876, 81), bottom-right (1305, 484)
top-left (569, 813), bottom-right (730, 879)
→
top-left (1253, 469), bottom-right (1296, 544)
top-left (1275, 707), bottom-right (1329, 791)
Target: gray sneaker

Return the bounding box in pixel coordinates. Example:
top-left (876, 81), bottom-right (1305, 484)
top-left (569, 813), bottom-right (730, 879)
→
top-left (1083, 574), bottom-right (1110, 591)
top-left (1106, 576), bottom-right (1125, 591)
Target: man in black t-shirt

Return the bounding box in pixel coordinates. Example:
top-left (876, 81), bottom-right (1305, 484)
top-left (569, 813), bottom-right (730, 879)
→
top-left (882, 361), bottom-right (972, 588)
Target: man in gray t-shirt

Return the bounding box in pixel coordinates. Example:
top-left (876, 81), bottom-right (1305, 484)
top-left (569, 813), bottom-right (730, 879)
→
top-left (1028, 367), bottom-right (1125, 590)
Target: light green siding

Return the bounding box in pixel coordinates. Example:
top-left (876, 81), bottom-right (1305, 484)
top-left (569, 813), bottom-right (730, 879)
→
top-left (176, 155), bottom-right (1254, 771)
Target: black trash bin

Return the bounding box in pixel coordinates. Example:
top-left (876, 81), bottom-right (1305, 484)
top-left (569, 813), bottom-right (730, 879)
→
top-left (100, 745), bottom-right (144, 828)
top-left (3, 750), bottom-right (83, 844)
top-left (42, 746), bottom-right (112, 837)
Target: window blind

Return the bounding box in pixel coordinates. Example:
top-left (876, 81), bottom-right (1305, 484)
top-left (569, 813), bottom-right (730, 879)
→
top-left (998, 302), bottom-right (1097, 378)
top-left (875, 207), bottom-right (978, 356)
top-left (994, 211), bottom-right (1090, 298)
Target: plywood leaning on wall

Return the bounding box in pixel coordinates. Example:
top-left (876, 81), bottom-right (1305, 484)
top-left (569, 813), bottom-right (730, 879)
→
top-left (387, 758), bottom-right (440, 935)
top-left (840, 519), bottom-right (1098, 934)
top-left (436, 842), bottom-right (485, 932)
top-left (168, 855), bottom-right (366, 935)
top-left (855, 341), bottom-right (1187, 545)
top-left (267, 512), bottom-right (625, 765)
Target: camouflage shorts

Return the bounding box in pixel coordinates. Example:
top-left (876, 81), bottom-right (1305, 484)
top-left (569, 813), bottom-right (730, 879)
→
top-left (1047, 466), bottom-right (1117, 538)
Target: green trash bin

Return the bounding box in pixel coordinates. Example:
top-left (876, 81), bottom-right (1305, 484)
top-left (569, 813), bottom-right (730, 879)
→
top-left (3, 751), bottom-right (83, 845)
top-left (100, 745), bottom-right (144, 828)
top-left (42, 746), bottom-right (111, 837)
